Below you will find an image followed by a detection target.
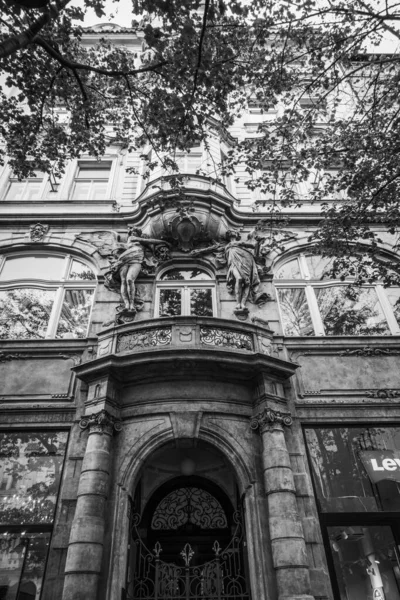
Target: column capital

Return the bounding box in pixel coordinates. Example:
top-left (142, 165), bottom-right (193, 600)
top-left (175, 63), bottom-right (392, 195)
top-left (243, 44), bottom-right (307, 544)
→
top-left (79, 409), bottom-right (122, 435)
top-left (250, 408), bottom-right (293, 433)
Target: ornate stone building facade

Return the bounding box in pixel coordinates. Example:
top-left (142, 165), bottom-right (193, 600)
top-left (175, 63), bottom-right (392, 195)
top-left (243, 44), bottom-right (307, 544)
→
top-left (1, 22), bottom-right (400, 600)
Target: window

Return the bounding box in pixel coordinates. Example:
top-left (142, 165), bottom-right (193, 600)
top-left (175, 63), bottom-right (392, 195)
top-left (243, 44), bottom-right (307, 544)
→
top-left (0, 430), bottom-right (68, 599)
top-left (3, 170), bottom-right (52, 201)
top-left (304, 426), bottom-right (400, 600)
top-left (71, 161), bottom-right (112, 200)
top-left (0, 255), bottom-right (96, 339)
top-left (156, 267), bottom-right (215, 317)
top-left (275, 254), bottom-right (400, 336)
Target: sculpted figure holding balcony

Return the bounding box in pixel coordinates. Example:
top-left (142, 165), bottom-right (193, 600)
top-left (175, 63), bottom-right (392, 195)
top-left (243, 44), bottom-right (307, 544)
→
top-left (191, 229), bottom-right (269, 311)
top-left (107, 227), bottom-right (171, 312)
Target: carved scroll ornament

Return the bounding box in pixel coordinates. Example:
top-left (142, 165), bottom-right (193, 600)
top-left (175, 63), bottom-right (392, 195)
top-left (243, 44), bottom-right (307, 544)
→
top-left (79, 410), bottom-right (122, 435)
top-left (250, 408), bottom-right (293, 432)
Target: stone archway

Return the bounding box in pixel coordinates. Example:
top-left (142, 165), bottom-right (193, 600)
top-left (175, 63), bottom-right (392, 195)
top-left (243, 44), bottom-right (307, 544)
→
top-left (123, 440), bottom-right (251, 600)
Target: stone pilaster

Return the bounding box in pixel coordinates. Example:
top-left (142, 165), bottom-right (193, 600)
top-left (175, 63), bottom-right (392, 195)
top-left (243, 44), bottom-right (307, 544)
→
top-left (251, 408), bottom-right (314, 600)
top-left (62, 410), bottom-right (122, 600)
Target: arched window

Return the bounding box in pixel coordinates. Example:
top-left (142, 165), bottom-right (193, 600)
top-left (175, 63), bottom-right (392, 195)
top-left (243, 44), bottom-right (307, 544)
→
top-left (0, 254), bottom-right (96, 339)
top-left (155, 267), bottom-right (216, 317)
top-left (275, 254), bottom-right (400, 336)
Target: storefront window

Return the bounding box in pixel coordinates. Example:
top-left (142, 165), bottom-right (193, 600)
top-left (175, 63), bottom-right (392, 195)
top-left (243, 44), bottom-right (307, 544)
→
top-left (0, 431), bottom-right (67, 600)
top-left (305, 426), bottom-right (400, 600)
top-left (304, 427), bottom-right (400, 513)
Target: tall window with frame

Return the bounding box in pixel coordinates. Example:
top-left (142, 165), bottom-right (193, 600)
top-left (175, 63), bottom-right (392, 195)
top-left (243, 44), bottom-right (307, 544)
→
top-left (155, 267), bottom-right (216, 318)
top-left (304, 426), bottom-right (400, 600)
top-left (2, 170), bottom-right (53, 201)
top-left (70, 161), bottom-right (112, 200)
top-left (0, 254), bottom-right (96, 339)
top-left (0, 430), bottom-right (68, 600)
top-left (275, 254), bottom-right (400, 336)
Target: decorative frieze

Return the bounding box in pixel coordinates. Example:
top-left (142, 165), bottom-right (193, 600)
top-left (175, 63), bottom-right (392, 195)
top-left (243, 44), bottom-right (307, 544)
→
top-left (340, 347), bottom-right (400, 357)
top-left (116, 327), bottom-right (172, 352)
top-left (79, 410), bottom-right (122, 434)
top-left (365, 389), bottom-right (400, 399)
top-left (250, 408), bottom-right (293, 432)
top-left (0, 352), bottom-right (29, 362)
top-left (200, 327), bottom-right (253, 351)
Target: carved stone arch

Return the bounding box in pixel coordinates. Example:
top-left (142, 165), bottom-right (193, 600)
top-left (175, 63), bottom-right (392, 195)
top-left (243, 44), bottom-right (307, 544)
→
top-left (118, 420), bottom-right (253, 496)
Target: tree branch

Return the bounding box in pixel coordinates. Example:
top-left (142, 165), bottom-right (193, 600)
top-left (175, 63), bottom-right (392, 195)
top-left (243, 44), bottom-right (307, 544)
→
top-left (34, 36), bottom-right (167, 77)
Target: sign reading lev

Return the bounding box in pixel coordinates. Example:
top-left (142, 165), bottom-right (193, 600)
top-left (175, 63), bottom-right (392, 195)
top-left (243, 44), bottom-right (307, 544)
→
top-left (359, 450), bottom-right (400, 484)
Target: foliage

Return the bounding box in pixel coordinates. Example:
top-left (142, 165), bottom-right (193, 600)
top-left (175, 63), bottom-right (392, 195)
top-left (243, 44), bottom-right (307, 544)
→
top-left (2, 0), bottom-right (400, 282)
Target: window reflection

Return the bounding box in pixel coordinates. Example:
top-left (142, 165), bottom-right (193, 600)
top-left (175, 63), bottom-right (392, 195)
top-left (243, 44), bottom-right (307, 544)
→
top-left (0, 532), bottom-right (50, 600)
top-left (0, 431), bottom-right (68, 525)
top-left (328, 526), bottom-right (400, 600)
top-left (160, 269), bottom-right (212, 281)
top-left (304, 427), bottom-right (400, 513)
top-left (190, 289), bottom-right (213, 316)
top-left (275, 258), bottom-right (301, 279)
top-left (315, 287), bottom-right (390, 335)
top-left (0, 255), bottom-right (96, 339)
top-left (0, 289), bottom-right (55, 340)
top-left (277, 288), bottom-right (314, 336)
top-left (159, 289), bottom-right (182, 316)
top-left (56, 289), bottom-right (94, 338)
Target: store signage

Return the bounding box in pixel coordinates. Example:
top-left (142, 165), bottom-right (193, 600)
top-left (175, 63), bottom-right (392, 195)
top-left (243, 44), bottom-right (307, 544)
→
top-left (359, 450), bottom-right (400, 484)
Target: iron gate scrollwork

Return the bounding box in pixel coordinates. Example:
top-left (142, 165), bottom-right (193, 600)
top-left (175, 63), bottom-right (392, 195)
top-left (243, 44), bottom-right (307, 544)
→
top-left (126, 511), bottom-right (250, 600)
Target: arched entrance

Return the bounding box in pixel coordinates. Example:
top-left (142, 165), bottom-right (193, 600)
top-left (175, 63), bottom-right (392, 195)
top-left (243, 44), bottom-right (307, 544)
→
top-left (124, 442), bottom-right (251, 600)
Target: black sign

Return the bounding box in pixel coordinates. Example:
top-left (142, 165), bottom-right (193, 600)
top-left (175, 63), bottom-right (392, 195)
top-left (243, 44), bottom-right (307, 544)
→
top-left (359, 450), bottom-right (400, 484)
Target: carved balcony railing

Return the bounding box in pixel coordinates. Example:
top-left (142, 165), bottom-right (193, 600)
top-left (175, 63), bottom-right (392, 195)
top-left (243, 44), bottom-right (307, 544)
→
top-left (96, 317), bottom-right (275, 359)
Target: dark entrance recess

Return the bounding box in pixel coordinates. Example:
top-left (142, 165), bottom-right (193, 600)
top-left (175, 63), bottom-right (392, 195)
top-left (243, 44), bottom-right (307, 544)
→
top-left (123, 476), bottom-right (251, 599)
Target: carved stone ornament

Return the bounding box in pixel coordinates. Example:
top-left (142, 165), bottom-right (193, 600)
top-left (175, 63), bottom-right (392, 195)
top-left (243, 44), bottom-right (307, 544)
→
top-left (167, 207), bottom-right (209, 252)
top-left (79, 410), bottom-right (122, 434)
top-left (365, 389), bottom-right (400, 399)
top-left (29, 223), bottom-right (49, 242)
top-left (340, 347), bottom-right (400, 357)
top-left (250, 408), bottom-right (293, 432)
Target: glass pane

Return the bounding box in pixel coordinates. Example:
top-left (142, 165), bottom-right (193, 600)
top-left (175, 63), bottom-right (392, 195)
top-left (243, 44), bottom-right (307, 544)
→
top-left (56, 289), bottom-right (94, 339)
top-left (0, 256), bottom-right (65, 281)
top-left (0, 289), bottom-right (55, 339)
top-left (190, 288), bottom-right (213, 316)
top-left (71, 181), bottom-right (89, 200)
top-left (187, 154), bottom-right (202, 173)
top-left (16, 532), bottom-right (50, 600)
top-left (76, 165), bottom-right (111, 179)
top-left (277, 288), bottom-right (314, 336)
top-left (275, 258), bottom-right (301, 279)
top-left (160, 269), bottom-right (212, 281)
top-left (304, 427), bottom-right (400, 512)
top-left (90, 181), bottom-right (108, 200)
top-left (69, 260), bottom-right (96, 281)
top-left (315, 286), bottom-right (389, 335)
top-left (386, 288), bottom-right (400, 326)
top-left (25, 182), bottom-right (43, 201)
top-left (159, 289), bottom-right (182, 316)
top-left (0, 431), bottom-right (68, 525)
top-left (306, 255), bottom-right (335, 280)
top-left (0, 534), bottom-right (28, 600)
top-left (4, 182), bottom-right (25, 201)
top-left (328, 525), bottom-right (400, 600)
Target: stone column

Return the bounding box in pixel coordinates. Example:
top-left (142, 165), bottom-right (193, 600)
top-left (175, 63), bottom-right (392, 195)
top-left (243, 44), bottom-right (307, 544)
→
top-left (62, 410), bottom-right (121, 600)
top-left (251, 408), bottom-right (314, 600)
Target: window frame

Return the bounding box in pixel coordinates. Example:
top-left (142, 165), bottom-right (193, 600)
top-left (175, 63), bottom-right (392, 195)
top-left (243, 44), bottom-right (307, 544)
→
top-left (275, 253), bottom-right (400, 336)
top-left (69, 159), bottom-right (115, 201)
top-left (0, 253), bottom-right (97, 339)
top-left (155, 265), bottom-right (217, 318)
top-left (1, 168), bottom-right (54, 201)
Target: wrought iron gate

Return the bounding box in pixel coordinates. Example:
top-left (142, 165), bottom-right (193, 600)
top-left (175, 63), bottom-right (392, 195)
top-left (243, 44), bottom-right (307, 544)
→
top-left (125, 511), bottom-right (250, 600)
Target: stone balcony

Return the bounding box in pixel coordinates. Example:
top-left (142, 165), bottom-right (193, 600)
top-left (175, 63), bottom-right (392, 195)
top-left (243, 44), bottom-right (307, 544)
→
top-left (73, 317), bottom-right (298, 394)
